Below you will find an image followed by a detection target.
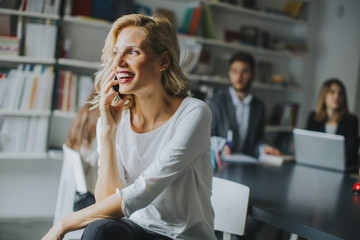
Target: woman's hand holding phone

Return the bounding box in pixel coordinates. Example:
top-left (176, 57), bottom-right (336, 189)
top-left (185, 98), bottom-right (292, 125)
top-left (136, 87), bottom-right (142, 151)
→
top-left (99, 73), bottom-right (126, 138)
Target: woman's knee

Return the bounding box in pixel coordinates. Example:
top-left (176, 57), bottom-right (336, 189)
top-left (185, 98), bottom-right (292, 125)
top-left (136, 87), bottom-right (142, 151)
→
top-left (81, 219), bottom-right (134, 240)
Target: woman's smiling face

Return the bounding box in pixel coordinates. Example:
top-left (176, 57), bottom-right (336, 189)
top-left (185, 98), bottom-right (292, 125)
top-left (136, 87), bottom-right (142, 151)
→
top-left (112, 26), bottom-right (163, 95)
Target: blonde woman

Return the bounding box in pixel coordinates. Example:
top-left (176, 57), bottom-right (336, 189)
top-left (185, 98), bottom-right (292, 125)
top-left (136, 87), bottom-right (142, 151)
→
top-left (306, 78), bottom-right (359, 171)
top-left (42, 14), bottom-right (215, 240)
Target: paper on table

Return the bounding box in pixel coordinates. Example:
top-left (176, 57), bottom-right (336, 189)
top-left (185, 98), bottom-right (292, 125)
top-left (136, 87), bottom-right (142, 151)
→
top-left (260, 154), bottom-right (295, 166)
top-left (221, 153), bottom-right (259, 164)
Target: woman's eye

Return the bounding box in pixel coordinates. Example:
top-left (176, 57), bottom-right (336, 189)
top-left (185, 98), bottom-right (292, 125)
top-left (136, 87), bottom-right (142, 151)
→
top-left (113, 51), bottom-right (120, 56)
top-left (129, 50), bottom-right (139, 55)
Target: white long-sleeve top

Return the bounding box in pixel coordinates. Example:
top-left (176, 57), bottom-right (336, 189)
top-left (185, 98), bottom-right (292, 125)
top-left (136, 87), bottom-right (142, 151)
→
top-left (96, 97), bottom-right (216, 240)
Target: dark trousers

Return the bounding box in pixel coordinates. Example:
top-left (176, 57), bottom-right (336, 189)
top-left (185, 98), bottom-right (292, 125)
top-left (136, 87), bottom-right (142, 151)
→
top-left (81, 218), bottom-right (172, 240)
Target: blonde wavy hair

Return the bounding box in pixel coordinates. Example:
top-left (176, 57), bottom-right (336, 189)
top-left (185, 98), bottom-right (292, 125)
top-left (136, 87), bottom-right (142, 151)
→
top-left (91, 14), bottom-right (190, 110)
top-left (314, 78), bottom-right (349, 122)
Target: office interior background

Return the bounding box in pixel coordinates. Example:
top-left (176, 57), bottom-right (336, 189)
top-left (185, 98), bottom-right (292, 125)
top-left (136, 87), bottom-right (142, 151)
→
top-left (0, 0), bottom-right (360, 237)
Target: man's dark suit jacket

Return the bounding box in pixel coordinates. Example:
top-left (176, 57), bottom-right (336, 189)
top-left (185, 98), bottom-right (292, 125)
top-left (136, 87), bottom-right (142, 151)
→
top-left (207, 89), bottom-right (266, 157)
top-left (306, 111), bottom-right (359, 170)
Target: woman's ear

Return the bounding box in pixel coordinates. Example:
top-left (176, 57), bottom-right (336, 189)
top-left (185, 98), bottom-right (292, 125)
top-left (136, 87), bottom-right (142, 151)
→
top-left (159, 50), bottom-right (171, 71)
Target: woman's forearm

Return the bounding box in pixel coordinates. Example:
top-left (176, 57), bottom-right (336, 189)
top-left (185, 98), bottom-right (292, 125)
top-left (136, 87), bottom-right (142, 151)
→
top-left (60, 193), bottom-right (124, 236)
top-left (95, 134), bottom-right (124, 202)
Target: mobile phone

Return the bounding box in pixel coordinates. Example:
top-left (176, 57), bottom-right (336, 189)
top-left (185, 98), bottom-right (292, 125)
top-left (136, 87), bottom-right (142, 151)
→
top-left (112, 75), bottom-right (124, 100)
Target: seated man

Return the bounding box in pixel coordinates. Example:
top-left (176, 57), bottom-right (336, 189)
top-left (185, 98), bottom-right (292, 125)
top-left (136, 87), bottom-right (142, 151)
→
top-left (207, 51), bottom-right (279, 157)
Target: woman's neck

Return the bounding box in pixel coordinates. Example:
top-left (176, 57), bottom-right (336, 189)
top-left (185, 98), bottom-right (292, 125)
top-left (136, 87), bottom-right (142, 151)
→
top-left (326, 108), bottom-right (338, 125)
top-left (130, 90), bottom-right (183, 133)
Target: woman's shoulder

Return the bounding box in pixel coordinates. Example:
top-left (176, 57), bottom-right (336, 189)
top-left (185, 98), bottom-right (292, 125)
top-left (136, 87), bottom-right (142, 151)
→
top-left (342, 113), bottom-right (359, 124)
top-left (175, 97), bottom-right (211, 121)
top-left (182, 97), bottom-right (211, 112)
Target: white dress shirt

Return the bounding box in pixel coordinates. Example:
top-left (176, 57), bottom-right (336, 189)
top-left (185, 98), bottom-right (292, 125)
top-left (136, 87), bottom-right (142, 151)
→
top-left (96, 97), bottom-right (216, 240)
top-left (229, 87), bottom-right (253, 151)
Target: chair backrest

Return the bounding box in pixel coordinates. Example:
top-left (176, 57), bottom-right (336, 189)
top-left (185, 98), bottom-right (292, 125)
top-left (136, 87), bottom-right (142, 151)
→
top-left (53, 144), bottom-right (87, 225)
top-left (211, 177), bottom-right (250, 237)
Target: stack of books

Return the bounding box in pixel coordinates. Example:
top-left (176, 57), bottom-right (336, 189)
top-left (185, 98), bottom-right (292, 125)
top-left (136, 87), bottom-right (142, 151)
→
top-left (53, 70), bottom-right (94, 112)
top-left (0, 36), bottom-right (19, 56)
top-left (0, 64), bottom-right (54, 111)
top-left (0, 116), bottom-right (49, 153)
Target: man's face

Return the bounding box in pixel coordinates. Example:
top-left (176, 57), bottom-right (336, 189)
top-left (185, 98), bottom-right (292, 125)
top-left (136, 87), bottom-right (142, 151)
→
top-left (228, 61), bottom-right (253, 92)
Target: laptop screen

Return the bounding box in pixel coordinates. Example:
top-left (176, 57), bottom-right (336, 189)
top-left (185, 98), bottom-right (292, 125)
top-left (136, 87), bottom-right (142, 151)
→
top-left (293, 128), bottom-right (346, 171)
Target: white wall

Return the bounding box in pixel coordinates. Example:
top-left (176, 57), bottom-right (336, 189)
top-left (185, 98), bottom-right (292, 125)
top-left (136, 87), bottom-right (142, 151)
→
top-left (0, 159), bottom-right (61, 218)
top-left (309, 0), bottom-right (360, 112)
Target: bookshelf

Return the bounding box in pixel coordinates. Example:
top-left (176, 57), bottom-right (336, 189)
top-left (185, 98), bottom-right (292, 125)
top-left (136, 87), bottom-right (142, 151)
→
top-left (0, 55), bottom-right (56, 64)
top-left (204, 1), bottom-right (307, 25)
top-left (0, 0), bottom-right (309, 159)
top-left (0, 110), bottom-right (51, 117)
top-left (0, 1), bottom-right (61, 160)
top-left (143, 0), bottom-right (308, 129)
top-left (58, 58), bottom-right (100, 70)
top-left (0, 152), bottom-right (48, 160)
top-left (52, 109), bottom-right (77, 119)
top-left (0, 8), bottom-right (60, 19)
top-left (188, 74), bottom-right (300, 92)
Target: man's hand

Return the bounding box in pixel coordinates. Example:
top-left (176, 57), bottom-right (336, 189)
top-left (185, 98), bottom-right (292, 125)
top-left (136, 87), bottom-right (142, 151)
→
top-left (263, 146), bottom-right (281, 156)
top-left (223, 144), bottom-right (232, 155)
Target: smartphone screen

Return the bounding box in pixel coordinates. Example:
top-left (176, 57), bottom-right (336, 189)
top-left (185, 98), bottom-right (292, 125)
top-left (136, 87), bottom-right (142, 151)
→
top-left (112, 75), bottom-right (124, 100)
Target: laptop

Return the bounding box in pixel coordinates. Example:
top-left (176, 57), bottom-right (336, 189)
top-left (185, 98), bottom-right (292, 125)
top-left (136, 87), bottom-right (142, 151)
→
top-left (293, 128), bottom-right (346, 171)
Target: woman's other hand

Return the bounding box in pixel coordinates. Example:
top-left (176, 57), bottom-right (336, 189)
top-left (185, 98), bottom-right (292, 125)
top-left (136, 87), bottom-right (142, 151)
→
top-left (41, 221), bottom-right (65, 240)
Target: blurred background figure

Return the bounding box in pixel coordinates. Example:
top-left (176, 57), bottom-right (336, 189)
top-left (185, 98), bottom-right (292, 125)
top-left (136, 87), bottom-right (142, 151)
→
top-left (306, 78), bottom-right (359, 172)
top-left (66, 88), bottom-right (100, 210)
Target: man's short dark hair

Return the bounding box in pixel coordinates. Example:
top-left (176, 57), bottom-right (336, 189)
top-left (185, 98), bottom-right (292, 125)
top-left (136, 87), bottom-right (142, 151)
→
top-left (229, 52), bottom-right (255, 72)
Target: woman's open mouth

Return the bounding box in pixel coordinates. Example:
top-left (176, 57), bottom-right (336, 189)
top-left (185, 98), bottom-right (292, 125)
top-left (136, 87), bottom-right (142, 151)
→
top-left (117, 72), bottom-right (134, 84)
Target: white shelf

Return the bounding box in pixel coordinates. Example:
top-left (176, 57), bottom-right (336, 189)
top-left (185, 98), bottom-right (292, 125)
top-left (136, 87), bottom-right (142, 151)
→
top-left (48, 149), bottom-right (63, 160)
top-left (204, 1), bottom-right (307, 25)
top-left (188, 74), bottom-right (300, 92)
top-left (63, 15), bottom-right (111, 28)
top-left (198, 37), bottom-right (303, 59)
top-left (0, 55), bottom-right (56, 64)
top-left (52, 110), bottom-right (77, 119)
top-left (58, 58), bottom-right (100, 70)
top-left (0, 152), bottom-right (48, 160)
top-left (265, 125), bottom-right (293, 132)
top-left (0, 110), bottom-right (51, 117)
top-left (252, 82), bottom-right (300, 92)
top-left (0, 8), bottom-right (59, 19)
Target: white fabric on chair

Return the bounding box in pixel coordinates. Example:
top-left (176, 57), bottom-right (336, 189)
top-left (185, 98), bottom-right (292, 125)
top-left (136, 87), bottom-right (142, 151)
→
top-left (53, 144), bottom-right (87, 240)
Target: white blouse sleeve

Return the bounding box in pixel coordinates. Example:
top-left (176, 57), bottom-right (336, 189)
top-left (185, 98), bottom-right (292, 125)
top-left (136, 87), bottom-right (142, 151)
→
top-left (116, 102), bottom-right (212, 217)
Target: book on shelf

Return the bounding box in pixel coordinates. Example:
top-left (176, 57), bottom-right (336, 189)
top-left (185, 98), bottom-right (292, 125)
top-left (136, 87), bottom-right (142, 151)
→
top-left (53, 70), bottom-right (94, 112)
top-left (179, 7), bottom-right (194, 34)
top-left (187, 6), bottom-right (202, 36)
top-left (284, 1), bottom-right (310, 20)
top-left (0, 116), bottom-right (49, 153)
top-left (284, 1), bottom-right (304, 19)
top-left (71, 0), bottom-right (91, 17)
top-left (202, 4), bottom-right (216, 39)
top-left (18, 0), bottom-right (59, 14)
top-left (91, 0), bottom-right (113, 22)
top-left (270, 102), bottom-right (299, 128)
top-left (0, 35), bottom-right (19, 56)
top-left (24, 18), bottom-right (57, 59)
top-left (0, 64), bottom-right (54, 111)
top-left (77, 75), bottom-right (93, 111)
top-left (68, 0), bottom-right (133, 21)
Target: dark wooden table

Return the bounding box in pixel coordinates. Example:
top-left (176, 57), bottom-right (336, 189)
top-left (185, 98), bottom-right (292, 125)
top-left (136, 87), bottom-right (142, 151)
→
top-left (215, 161), bottom-right (360, 240)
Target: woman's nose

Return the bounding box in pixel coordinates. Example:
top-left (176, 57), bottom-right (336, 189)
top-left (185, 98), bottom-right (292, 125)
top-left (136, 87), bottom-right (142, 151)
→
top-left (113, 55), bottom-right (127, 68)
